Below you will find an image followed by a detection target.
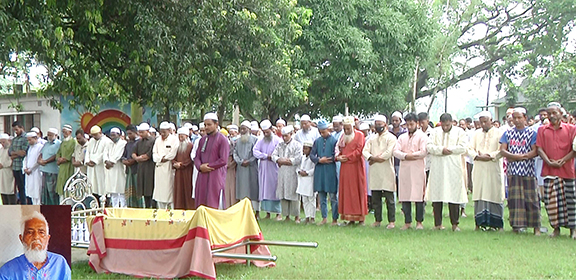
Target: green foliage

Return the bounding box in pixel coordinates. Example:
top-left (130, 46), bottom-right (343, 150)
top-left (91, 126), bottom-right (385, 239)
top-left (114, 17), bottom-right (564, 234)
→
top-left (522, 53), bottom-right (576, 108)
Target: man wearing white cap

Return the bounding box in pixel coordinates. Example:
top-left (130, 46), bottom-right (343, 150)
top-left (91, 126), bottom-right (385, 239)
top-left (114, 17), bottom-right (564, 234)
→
top-left (173, 127), bottom-right (195, 210)
top-left (311, 119), bottom-right (339, 225)
top-left (275, 118), bottom-right (286, 137)
top-left (253, 119), bottom-right (283, 219)
top-left (331, 115), bottom-right (344, 185)
top-left (272, 125), bottom-right (303, 223)
top-left (390, 111), bottom-right (407, 189)
top-left (133, 123), bottom-right (156, 208)
top-left (250, 121), bottom-right (262, 140)
top-left (234, 121), bottom-right (260, 212)
top-left (55, 124), bottom-right (76, 200)
top-left (297, 141), bottom-right (316, 224)
top-left (104, 127), bottom-right (127, 208)
top-left (85, 125), bottom-right (113, 205)
top-left (72, 129), bottom-right (88, 174)
top-left (198, 123), bottom-right (206, 137)
top-left (194, 113), bottom-right (230, 209)
top-left (227, 125), bottom-right (239, 141)
top-left (9, 121), bottom-right (29, 204)
top-left (31, 127), bottom-right (46, 145)
top-left (190, 124), bottom-right (200, 142)
top-left (468, 111), bottom-right (505, 231)
top-left (294, 114), bottom-right (320, 144)
top-left (152, 122), bottom-right (179, 209)
top-left (0, 133), bottom-right (15, 204)
top-left (23, 132), bottom-right (44, 205)
top-left (38, 128), bottom-right (62, 205)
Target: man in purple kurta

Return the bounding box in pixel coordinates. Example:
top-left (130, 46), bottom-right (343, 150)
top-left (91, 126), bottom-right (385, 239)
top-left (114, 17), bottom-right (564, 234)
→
top-left (194, 113), bottom-right (230, 209)
top-left (253, 119), bottom-right (283, 220)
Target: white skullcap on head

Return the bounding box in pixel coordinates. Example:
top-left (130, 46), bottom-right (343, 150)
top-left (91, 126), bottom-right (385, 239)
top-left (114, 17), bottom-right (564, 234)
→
top-left (31, 127), bottom-right (40, 133)
top-left (47, 128), bottom-right (58, 135)
top-left (203, 112), bottom-right (218, 121)
top-left (177, 127), bottom-right (189, 135)
top-left (343, 116), bottom-right (355, 126)
top-left (169, 123), bottom-right (176, 130)
top-left (391, 111), bottom-right (403, 119)
top-left (359, 123), bottom-right (370, 131)
top-left (276, 118), bottom-right (286, 126)
top-left (250, 121), bottom-right (259, 131)
top-left (159, 122), bottom-right (171, 130)
top-left (241, 120), bottom-right (251, 128)
top-left (294, 124), bottom-right (301, 129)
top-left (183, 123), bottom-right (193, 129)
top-left (506, 108), bottom-right (514, 114)
top-left (332, 115), bottom-right (343, 123)
top-left (300, 114), bottom-right (311, 122)
top-left (149, 127), bottom-right (157, 133)
top-left (199, 123), bottom-right (205, 129)
top-left (535, 115), bottom-right (541, 121)
top-left (227, 125), bottom-right (238, 131)
top-left (110, 127), bottom-right (121, 134)
top-left (90, 125), bottom-right (102, 134)
top-left (261, 120), bottom-right (272, 130)
top-left (62, 124), bottom-right (73, 131)
top-left (191, 125), bottom-right (199, 131)
top-left (513, 107), bottom-right (527, 115)
top-left (138, 123), bottom-right (150, 131)
top-left (477, 111), bottom-right (492, 119)
top-left (281, 125), bottom-right (294, 135)
top-left (0, 133), bottom-right (9, 140)
top-left (303, 141), bottom-right (313, 148)
top-left (373, 114), bottom-right (387, 123)
top-left (26, 132), bottom-right (38, 138)
top-left (547, 102), bottom-right (562, 109)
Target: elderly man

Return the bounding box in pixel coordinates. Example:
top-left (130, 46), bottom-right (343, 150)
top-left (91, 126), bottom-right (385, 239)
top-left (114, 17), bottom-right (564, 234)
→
top-left (311, 120), bottom-right (339, 225)
top-left (85, 125), bottom-right (113, 205)
top-left (295, 114), bottom-right (320, 144)
top-left (104, 127), bottom-right (127, 208)
top-left (0, 133), bottom-right (15, 204)
top-left (23, 132), bottom-right (44, 205)
top-left (253, 119), bottom-right (282, 219)
top-left (234, 120), bottom-right (260, 213)
top-left (0, 211), bottom-right (71, 278)
top-left (173, 127), bottom-right (195, 210)
top-left (394, 113), bottom-right (428, 230)
top-left (38, 128), bottom-right (61, 205)
top-left (152, 122), bottom-right (179, 209)
top-left (468, 111), bottom-right (505, 231)
top-left (122, 125), bottom-right (141, 208)
top-left (195, 113), bottom-right (230, 209)
top-left (133, 123), bottom-right (156, 208)
top-left (9, 121), bottom-right (29, 204)
top-left (55, 125), bottom-right (76, 200)
top-left (72, 129), bottom-right (88, 174)
top-left (537, 102), bottom-right (576, 238)
top-left (363, 114), bottom-right (397, 228)
top-left (426, 113), bottom-right (468, 231)
top-left (500, 107), bottom-right (541, 235)
top-left (276, 118), bottom-right (286, 137)
top-left (337, 116), bottom-right (368, 226)
top-left (227, 125), bottom-right (239, 141)
top-left (272, 125), bottom-right (303, 223)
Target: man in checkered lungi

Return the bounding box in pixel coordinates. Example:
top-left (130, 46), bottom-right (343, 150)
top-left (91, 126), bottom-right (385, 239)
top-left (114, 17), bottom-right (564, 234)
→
top-left (500, 107), bottom-right (541, 235)
top-left (536, 102), bottom-right (576, 238)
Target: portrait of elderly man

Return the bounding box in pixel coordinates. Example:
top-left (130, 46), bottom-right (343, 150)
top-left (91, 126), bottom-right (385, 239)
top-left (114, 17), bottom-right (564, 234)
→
top-left (0, 211), bottom-right (71, 279)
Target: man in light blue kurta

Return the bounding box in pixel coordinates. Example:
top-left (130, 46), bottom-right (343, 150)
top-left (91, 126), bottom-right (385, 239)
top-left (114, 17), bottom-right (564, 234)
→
top-left (39, 128), bottom-right (62, 205)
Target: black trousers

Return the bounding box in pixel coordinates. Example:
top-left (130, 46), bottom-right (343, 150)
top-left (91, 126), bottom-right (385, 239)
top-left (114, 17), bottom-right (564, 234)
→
top-left (432, 202), bottom-right (460, 226)
top-left (144, 196), bottom-right (156, 208)
top-left (402, 202), bottom-right (425, 224)
top-left (1, 194), bottom-right (16, 205)
top-left (13, 170), bottom-right (29, 205)
top-left (466, 163), bottom-right (473, 192)
top-left (372, 190), bottom-right (395, 223)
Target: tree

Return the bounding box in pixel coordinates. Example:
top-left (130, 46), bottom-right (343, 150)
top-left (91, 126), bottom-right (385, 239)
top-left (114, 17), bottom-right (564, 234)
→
top-left (521, 53), bottom-right (576, 108)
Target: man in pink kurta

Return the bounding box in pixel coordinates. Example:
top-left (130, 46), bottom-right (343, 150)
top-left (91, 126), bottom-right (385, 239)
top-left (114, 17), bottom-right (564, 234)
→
top-left (393, 113), bottom-right (428, 230)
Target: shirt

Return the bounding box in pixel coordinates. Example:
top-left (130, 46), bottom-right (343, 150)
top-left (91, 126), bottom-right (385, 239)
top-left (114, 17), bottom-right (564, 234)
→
top-left (8, 134), bottom-right (28, 171)
top-left (500, 127), bottom-right (537, 177)
top-left (39, 139), bottom-right (62, 174)
top-left (390, 126), bottom-right (408, 166)
top-left (536, 122), bottom-right (576, 179)
top-left (0, 252), bottom-right (71, 280)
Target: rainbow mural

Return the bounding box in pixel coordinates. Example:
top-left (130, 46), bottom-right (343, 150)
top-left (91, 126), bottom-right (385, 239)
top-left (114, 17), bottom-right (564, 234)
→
top-left (80, 109), bottom-right (131, 134)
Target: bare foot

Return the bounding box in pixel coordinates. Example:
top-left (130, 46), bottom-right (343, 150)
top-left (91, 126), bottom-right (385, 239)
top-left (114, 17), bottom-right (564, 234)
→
top-left (284, 217), bottom-right (291, 222)
top-left (386, 223), bottom-right (396, 229)
top-left (331, 221), bottom-right (339, 226)
top-left (275, 215), bottom-right (283, 221)
top-left (400, 224), bottom-right (412, 230)
top-left (310, 218), bottom-right (315, 223)
top-left (433, 225), bottom-right (446, 230)
top-left (550, 227), bottom-right (560, 238)
top-left (264, 213), bottom-right (271, 219)
top-left (318, 218), bottom-right (327, 225)
top-left (371, 221), bottom-right (381, 227)
top-left (474, 226), bottom-right (480, 231)
top-left (415, 223), bottom-right (424, 230)
top-left (452, 225), bottom-right (461, 232)
top-left (534, 228), bottom-right (541, 236)
top-left (295, 217), bottom-right (301, 224)
top-left (358, 221), bottom-right (365, 226)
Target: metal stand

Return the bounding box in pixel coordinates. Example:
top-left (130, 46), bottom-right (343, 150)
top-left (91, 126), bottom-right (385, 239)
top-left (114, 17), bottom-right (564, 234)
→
top-left (212, 240), bottom-right (318, 266)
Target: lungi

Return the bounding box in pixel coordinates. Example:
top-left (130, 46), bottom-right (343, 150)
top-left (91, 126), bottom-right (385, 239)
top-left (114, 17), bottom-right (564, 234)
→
top-left (507, 175), bottom-right (540, 229)
top-left (543, 178), bottom-right (576, 229)
top-left (474, 200), bottom-right (504, 229)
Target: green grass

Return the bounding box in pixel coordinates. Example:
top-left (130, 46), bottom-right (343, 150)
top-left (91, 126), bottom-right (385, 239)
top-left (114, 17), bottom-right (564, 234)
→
top-left (72, 201), bottom-right (576, 279)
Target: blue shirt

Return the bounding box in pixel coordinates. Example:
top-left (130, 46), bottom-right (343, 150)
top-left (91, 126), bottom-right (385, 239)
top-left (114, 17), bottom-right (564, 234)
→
top-left (0, 252), bottom-right (71, 280)
top-left (40, 139), bottom-right (62, 174)
top-left (500, 127), bottom-right (537, 177)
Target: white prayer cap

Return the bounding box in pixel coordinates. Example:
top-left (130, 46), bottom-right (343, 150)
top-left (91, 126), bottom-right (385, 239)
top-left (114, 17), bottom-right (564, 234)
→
top-left (138, 122), bottom-right (150, 131)
top-left (191, 125), bottom-right (199, 131)
top-left (343, 116), bottom-right (355, 126)
top-left (303, 141), bottom-right (313, 148)
top-left (477, 111), bottom-right (492, 119)
top-left (373, 114), bottom-right (387, 123)
top-left (159, 121), bottom-right (171, 130)
top-left (47, 128), bottom-right (58, 135)
top-left (227, 125), bottom-right (239, 131)
top-left (177, 127), bottom-right (189, 135)
top-left (84, 134), bottom-right (89, 139)
top-left (332, 115), bottom-right (343, 123)
top-left (548, 102), bottom-right (562, 109)
top-left (90, 125), bottom-right (101, 134)
top-left (250, 121), bottom-right (259, 131)
top-left (149, 127), bottom-right (157, 133)
top-left (535, 115), bottom-right (541, 121)
top-left (199, 123), bottom-right (205, 129)
top-left (31, 127), bottom-right (40, 133)
top-left (506, 108), bottom-right (514, 115)
top-left (513, 107), bottom-right (527, 115)
top-left (0, 133), bottom-right (9, 140)
top-left (62, 124), bottom-right (73, 131)
top-left (276, 118), bottom-right (286, 126)
top-left (261, 120), bottom-right (272, 130)
top-left (294, 124), bottom-right (301, 130)
top-left (110, 127), bottom-right (121, 135)
top-left (241, 120), bottom-right (251, 128)
top-left (391, 111), bottom-right (403, 119)
top-left (203, 112), bottom-right (218, 122)
top-left (359, 123), bottom-right (370, 131)
top-left (26, 132), bottom-right (38, 138)
top-left (281, 125), bottom-right (294, 135)
top-left (300, 114), bottom-right (311, 122)
top-left (183, 122), bottom-right (193, 129)
top-left (169, 123), bottom-right (176, 131)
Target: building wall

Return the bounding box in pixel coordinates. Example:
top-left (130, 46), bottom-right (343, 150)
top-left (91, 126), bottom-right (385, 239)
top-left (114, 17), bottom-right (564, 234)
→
top-left (0, 95), bottom-right (61, 135)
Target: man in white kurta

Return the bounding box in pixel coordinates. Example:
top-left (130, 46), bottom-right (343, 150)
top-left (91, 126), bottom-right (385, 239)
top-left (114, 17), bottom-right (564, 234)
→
top-left (23, 132), bottom-right (44, 205)
top-left (272, 126), bottom-right (303, 223)
top-left (362, 114), bottom-right (397, 228)
top-left (85, 125), bottom-right (113, 203)
top-left (152, 122), bottom-right (179, 209)
top-left (426, 113), bottom-right (468, 231)
top-left (0, 134), bottom-right (15, 204)
top-left (468, 112), bottom-right (505, 230)
top-left (104, 128), bottom-right (127, 208)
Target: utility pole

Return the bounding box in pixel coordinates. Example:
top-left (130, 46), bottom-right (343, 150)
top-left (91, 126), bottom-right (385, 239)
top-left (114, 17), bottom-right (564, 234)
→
top-left (444, 88), bottom-right (448, 113)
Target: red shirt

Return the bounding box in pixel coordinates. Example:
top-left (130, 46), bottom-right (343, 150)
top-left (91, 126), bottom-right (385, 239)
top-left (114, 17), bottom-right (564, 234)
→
top-left (536, 122), bottom-right (576, 179)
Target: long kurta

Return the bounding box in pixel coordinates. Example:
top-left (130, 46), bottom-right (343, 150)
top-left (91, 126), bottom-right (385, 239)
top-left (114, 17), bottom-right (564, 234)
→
top-left (225, 139), bottom-right (237, 208)
top-left (104, 139), bottom-right (127, 194)
top-left (272, 139), bottom-right (303, 201)
top-left (253, 136), bottom-right (282, 201)
top-left (56, 137), bottom-right (76, 196)
top-left (296, 155), bottom-right (315, 197)
top-left (191, 137), bottom-right (200, 199)
top-left (152, 135), bottom-right (179, 203)
top-left (24, 142), bottom-right (44, 201)
top-left (0, 145), bottom-right (14, 195)
top-left (362, 131), bottom-right (397, 192)
top-left (134, 136), bottom-right (156, 197)
top-left (85, 136), bottom-right (113, 195)
top-left (336, 130), bottom-right (368, 221)
top-left (72, 142), bottom-right (87, 174)
top-left (393, 130), bottom-right (428, 202)
top-left (310, 135), bottom-right (338, 193)
top-left (194, 132), bottom-right (229, 209)
top-left (173, 142), bottom-right (194, 210)
top-left (426, 126), bottom-right (469, 204)
top-left (234, 135), bottom-right (259, 201)
top-left (469, 127), bottom-right (505, 203)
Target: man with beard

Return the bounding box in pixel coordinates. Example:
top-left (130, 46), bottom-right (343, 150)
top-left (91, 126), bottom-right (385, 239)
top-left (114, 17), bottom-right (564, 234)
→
top-left (253, 119), bottom-right (282, 219)
top-left (122, 125), bottom-right (141, 208)
top-left (469, 111), bottom-right (505, 231)
top-left (0, 212), bottom-right (70, 278)
top-left (85, 125), bottom-right (113, 205)
top-left (55, 125), bottom-right (76, 200)
top-left (153, 122), bottom-right (179, 209)
top-left (9, 121), bottom-right (28, 205)
top-left (272, 125), bottom-right (303, 223)
top-left (337, 116), bottom-right (368, 226)
top-left (72, 129), bottom-right (88, 174)
top-left (0, 133), bottom-right (15, 204)
top-left (104, 127), bottom-right (127, 208)
top-left (295, 114), bottom-right (320, 144)
top-left (311, 120), bottom-right (339, 225)
top-left (38, 128), bottom-right (62, 205)
top-left (173, 127), bottom-right (195, 210)
top-left (234, 121), bottom-right (260, 213)
top-left (132, 123), bottom-right (156, 208)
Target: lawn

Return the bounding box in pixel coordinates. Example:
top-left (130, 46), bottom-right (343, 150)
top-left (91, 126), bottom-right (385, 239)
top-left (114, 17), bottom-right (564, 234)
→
top-left (71, 201), bottom-right (576, 279)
